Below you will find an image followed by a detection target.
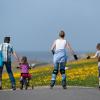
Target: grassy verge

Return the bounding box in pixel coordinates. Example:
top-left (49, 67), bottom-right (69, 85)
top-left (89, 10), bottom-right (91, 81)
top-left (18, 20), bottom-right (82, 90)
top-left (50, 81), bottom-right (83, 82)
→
top-left (2, 59), bottom-right (99, 89)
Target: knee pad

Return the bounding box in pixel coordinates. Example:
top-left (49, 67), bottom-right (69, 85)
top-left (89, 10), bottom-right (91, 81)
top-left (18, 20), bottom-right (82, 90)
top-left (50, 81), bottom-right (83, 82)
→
top-left (53, 69), bottom-right (58, 75)
top-left (60, 69), bottom-right (65, 74)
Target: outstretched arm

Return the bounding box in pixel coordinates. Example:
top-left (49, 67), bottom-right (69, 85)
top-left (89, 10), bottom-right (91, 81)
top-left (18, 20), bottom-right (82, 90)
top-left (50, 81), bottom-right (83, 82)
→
top-left (51, 41), bottom-right (56, 51)
top-left (66, 42), bottom-right (78, 60)
top-left (90, 53), bottom-right (97, 59)
top-left (87, 52), bottom-right (98, 59)
top-left (66, 42), bottom-right (75, 54)
top-left (13, 51), bottom-right (20, 62)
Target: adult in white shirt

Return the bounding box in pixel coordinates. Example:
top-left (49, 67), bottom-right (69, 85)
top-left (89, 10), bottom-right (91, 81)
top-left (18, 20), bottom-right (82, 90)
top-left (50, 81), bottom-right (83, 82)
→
top-left (50, 30), bottom-right (77, 89)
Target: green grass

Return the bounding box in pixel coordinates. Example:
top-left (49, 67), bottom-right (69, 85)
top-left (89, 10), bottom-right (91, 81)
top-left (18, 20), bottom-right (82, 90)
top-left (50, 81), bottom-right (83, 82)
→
top-left (66, 59), bottom-right (97, 69)
top-left (1, 59), bottom-right (99, 89)
top-left (67, 75), bottom-right (98, 87)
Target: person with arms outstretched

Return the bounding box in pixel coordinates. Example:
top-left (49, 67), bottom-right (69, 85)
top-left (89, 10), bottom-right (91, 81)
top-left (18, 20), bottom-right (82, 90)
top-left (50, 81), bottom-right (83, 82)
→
top-left (50, 30), bottom-right (78, 89)
top-left (87, 43), bottom-right (100, 89)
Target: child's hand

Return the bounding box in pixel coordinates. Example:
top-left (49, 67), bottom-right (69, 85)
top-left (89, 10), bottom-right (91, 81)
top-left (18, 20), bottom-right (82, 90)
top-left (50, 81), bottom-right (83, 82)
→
top-left (16, 66), bottom-right (20, 69)
top-left (29, 67), bottom-right (31, 69)
top-left (87, 56), bottom-right (91, 59)
top-left (16, 63), bottom-right (21, 69)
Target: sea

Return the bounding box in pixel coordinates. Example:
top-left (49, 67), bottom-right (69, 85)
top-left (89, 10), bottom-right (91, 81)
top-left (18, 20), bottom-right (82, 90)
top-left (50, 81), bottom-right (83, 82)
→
top-left (15, 51), bottom-right (93, 64)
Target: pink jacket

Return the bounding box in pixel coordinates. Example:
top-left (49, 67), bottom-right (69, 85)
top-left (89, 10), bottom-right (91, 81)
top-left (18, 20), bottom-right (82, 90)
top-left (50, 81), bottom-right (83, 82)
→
top-left (19, 64), bottom-right (30, 73)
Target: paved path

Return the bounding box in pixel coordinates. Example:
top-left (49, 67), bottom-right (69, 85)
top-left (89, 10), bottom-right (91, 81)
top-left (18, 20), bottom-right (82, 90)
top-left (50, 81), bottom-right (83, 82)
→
top-left (0, 86), bottom-right (100, 100)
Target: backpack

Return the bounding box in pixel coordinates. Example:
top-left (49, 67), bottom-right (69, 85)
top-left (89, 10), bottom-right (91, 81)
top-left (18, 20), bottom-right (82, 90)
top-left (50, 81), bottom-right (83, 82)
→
top-left (0, 51), bottom-right (3, 67)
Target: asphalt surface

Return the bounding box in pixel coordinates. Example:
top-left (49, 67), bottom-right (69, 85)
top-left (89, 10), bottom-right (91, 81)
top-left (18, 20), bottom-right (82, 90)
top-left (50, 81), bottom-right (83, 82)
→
top-left (0, 86), bottom-right (100, 100)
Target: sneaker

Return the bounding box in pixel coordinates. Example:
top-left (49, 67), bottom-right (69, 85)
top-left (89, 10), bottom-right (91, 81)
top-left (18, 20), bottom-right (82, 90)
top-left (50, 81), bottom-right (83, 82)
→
top-left (62, 80), bottom-right (67, 89)
top-left (20, 84), bottom-right (23, 90)
top-left (50, 80), bottom-right (55, 89)
top-left (99, 86), bottom-right (100, 89)
top-left (12, 85), bottom-right (16, 90)
top-left (50, 85), bottom-right (53, 89)
top-left (62, 86), bottom-right (67, 89)
top-left (0, 86), bottom-right (2, 90)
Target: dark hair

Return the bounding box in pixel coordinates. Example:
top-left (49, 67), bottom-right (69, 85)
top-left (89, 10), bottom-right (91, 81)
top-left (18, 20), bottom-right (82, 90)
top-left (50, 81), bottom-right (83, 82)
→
top-left (96, 43), bottom-right (100, 50)
top-left (59, 30), bottom-right (65, 38)
top-left (4, 37), bottom-right (10, 43)
top-left (21, 56), bottom-right (28, 64)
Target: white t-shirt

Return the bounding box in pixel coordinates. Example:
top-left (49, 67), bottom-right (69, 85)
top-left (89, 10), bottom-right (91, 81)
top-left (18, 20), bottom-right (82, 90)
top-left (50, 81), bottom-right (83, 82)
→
top-left (54, 39), bottom-right (67, 51)
top-left (95, 51), bottom-right (100, 58)
top-left (95, 50), bottom-right (100, 65)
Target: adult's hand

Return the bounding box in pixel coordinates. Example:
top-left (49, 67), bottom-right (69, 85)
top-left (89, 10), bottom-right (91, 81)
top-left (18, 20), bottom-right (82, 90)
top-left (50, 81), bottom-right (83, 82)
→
top-left (51, 50), bottom-right (55, 55)
top-left (73, 54), bottom-right (78, 60)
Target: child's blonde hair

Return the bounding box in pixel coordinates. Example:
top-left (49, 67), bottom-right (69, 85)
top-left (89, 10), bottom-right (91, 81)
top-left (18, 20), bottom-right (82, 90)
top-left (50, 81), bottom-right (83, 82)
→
top-left (96, 43), bottom-right (100, 50)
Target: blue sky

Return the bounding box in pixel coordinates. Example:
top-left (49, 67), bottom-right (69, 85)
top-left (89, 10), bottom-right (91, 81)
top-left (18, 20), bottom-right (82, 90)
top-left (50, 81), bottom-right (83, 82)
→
top-left (0, 0), bottom-right (100, 52)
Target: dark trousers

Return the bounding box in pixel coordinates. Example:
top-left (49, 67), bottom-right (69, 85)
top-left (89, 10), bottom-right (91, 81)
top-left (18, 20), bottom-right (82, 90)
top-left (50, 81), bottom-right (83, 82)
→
top-left (0, 62), bottom-right (16, 87)
top-left (98, 66), bottom-right (100, 78)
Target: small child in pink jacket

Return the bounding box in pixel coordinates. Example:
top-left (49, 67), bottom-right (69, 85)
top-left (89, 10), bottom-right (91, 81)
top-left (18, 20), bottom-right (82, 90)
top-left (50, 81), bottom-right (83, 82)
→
top-left (18, 56), bottom-right (31, 84)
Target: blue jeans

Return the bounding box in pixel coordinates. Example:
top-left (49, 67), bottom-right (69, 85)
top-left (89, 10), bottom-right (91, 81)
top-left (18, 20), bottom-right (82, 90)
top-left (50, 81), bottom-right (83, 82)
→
top-left (0, 62), bottom-right (16, 86)
top-left (51, 62), bottom-right (66, 81)
top-left (51, 49), bottom-right (67, 86)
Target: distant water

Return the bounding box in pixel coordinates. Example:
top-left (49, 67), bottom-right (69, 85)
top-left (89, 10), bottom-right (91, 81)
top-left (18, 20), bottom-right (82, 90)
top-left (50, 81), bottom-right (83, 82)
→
top-left (17, 51), bottom-right (52, 63)
top-left (15, 51), bottom-right (93, 64)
